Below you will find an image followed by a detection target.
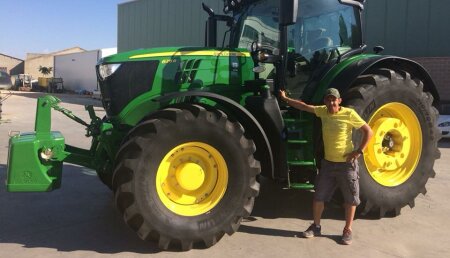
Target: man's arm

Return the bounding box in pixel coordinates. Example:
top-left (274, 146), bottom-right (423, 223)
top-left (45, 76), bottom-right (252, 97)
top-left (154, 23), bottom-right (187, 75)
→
top-left (279, 90), bottom-right (316, 113)
top-left (346, 124), bottom-right (373, 162)
top-left (357, 124), bottom-right (373, 152)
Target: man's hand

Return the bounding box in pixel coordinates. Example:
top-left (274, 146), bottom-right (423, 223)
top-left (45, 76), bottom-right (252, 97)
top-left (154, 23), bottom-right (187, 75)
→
top-left (279, 90), bottom-right (288, 101)
top-left (345, 151), bottom-right (361, 163)
top-left (278, 90), bottom-right (315, 113)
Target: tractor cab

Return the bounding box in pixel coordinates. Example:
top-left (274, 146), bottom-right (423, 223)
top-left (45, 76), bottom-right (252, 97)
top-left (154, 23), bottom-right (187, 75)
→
top-left (227, 0), bottom-right (364, 101)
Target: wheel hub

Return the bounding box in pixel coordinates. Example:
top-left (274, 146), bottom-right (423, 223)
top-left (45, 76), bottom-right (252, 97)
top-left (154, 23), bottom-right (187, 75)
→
top-left (156, 142), bottom-right (228, 216)
top-left (364, 103), bottom-right (422, 187)
top-left (176, 162), bottom-right (205, 191)
top-left (382, 134), bottom-right (395, 150)
top-left (368, 117), bottom-right (411, 171)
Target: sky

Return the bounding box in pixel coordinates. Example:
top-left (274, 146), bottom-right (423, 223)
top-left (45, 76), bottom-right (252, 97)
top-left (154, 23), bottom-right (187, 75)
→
top-left (0, 0), bottom-right (127, 59)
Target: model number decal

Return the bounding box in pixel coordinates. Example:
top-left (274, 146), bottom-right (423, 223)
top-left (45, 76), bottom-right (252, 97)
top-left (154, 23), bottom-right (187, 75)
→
top-left (162, 59), bottom-right (177, 64)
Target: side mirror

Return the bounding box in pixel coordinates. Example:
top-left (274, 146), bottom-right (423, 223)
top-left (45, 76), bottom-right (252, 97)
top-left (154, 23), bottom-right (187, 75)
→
top-left (202, 3), bottom-right (214, 16)
top-left (280, 0), bottom-right (298, 26)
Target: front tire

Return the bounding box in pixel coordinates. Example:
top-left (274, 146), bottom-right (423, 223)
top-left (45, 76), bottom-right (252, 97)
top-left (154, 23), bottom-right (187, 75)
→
top-left (344, 68), bottom-right (440, 217)
top-left (112, 105), bottom-right (260, 250)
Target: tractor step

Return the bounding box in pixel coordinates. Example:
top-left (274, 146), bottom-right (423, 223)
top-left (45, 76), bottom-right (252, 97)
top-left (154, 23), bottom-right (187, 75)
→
top-left (283, 118), bottom-right (308, 123)
top-left (288, 161), bottom-right (315, 166)
top-left (289, 183), bottom-right (315, 190)
top-left (287, 139), bottom-right (308, 144)
top-left (283, 110), bottom-right (317, 190)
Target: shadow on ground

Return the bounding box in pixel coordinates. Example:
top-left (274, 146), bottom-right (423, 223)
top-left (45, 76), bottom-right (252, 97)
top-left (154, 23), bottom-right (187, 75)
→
top-left (0, 164), bottom-right (160, 254)
top-left (237, 176), bottom-right (362, 239)
top-left (251, 177), bottom-right (326, 220)
top-left (0, 162), bottom-right (391, 253)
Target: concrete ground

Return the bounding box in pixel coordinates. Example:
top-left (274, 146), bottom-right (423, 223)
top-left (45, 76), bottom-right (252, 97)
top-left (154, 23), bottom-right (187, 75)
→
top-left (1, 91), bottom-right (449, 258)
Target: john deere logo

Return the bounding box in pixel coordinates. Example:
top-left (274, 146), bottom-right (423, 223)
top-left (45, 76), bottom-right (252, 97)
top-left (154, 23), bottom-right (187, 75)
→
top-left (22, 171), bottom-right (33, 183)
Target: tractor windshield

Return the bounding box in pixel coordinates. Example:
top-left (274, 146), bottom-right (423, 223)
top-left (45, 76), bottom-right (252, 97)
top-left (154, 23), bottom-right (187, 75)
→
top-left (230, 0), bottom-right (362, 98)
top-left (231, 0), bottom-right (279, 50)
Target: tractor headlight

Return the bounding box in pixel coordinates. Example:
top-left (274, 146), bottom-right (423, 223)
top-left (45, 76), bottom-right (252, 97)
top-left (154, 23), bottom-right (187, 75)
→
top-left (98, 63), bottom-right (121, 80)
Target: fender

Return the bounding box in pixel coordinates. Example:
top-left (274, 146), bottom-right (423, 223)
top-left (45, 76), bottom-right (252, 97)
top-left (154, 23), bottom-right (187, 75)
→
top-left (328, 55), bottom-right (440, 106)
top-left (154, 91), bottom-right (275, 178)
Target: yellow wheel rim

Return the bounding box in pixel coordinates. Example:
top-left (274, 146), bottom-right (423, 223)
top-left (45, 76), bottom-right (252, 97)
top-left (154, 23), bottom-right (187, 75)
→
top-left (156, 142), bottom-right (228, 216)
top-left (364, 103), bottom-right (422, 187)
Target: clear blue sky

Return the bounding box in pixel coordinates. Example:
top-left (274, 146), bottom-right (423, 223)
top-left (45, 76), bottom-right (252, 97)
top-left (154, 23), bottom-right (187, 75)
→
top-left (0, 0), bottom-right (126, 59)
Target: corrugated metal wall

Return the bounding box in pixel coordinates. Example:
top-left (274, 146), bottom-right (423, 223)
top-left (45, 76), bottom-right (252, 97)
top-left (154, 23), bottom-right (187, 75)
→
top-left (119, 0), bottom-right (450, 57)
top-left (118, 0), bottom-right (225, 52)
top-left (364, 0), bottom-right (450, 57)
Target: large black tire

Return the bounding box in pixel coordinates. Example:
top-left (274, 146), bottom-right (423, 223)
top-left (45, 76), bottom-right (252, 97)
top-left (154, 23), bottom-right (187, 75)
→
top-left (96, 158), bottom-right (113, 190)
top-left (344, 68), bottom-right (440, 217)
top-left (112, 104), bottom-right (260, 250)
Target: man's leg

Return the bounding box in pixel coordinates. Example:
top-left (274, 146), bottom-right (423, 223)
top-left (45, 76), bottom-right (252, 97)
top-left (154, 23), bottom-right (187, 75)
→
top-left (302, 200), bottom-right (324, 238)
top-left (337, 162), bottom-right (360, 245)
top-left (302, 160), bottom-right (335, 238)
top-left (342, 203), bottom-right (356, 245)
top-left (344, 203), bottom-right (356, 230)
top-left (313, 200), bottom-right (325, 226)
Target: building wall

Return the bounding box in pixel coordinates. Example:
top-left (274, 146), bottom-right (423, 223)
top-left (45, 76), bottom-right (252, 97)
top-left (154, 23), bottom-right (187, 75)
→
top-left (54, 50), bottom-right (99, 92)
top-left (0, 54), bottom-right (24, 75)
top-left (411, 57), bottom-right (450, 113)
top-left (364, 0), bottom-right (450, 57)
top-left (25, 55), bottom-right (54, 79)
top-left (118, 0), bottom-right (225, 52)
top-left (25, 47), bottom-right (85, 79)
top-left (100, 47), bottom-right (118, 58)
top-left (363, 0), bottom-right (450, 110)
top-left (54, 48), bottom-right (117, 92)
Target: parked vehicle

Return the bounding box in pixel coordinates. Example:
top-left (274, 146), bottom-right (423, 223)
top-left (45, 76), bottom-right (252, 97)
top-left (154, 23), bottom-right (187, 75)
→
top-left (12, 74), bottom-right (33, 90)
top-left (438, 115), bottom-right (450, 139)
top-left (6, 0), bottom-right (441, 250)
top-left (0, 71), bottom-right (12, 90)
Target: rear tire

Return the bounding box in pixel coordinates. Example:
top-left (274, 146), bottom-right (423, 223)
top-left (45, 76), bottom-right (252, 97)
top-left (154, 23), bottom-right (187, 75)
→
top-left (344, 68), bottom-right (440, 217)
top-left (112, 104), bottom-right (260, 250)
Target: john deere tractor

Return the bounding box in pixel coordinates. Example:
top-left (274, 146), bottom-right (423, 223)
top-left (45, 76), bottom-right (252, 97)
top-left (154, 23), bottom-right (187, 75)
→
top-left (7, 0), bottom-right (440, 251)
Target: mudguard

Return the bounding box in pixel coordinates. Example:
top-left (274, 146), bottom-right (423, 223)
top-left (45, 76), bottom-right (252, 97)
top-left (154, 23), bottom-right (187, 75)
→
top-left (155, 91), bottom-right (275, 178)
top-left (328, 55), bottom-right (440, 105)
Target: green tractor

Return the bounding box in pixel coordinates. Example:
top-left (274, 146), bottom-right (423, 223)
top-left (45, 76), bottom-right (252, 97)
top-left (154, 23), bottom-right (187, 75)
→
top-left (6, 0), bottom-right (440, 251)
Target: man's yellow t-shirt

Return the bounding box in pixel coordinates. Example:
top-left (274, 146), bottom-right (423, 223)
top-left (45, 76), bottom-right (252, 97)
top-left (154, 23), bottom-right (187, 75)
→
top-left (314, 106), bottom-right (366, 162)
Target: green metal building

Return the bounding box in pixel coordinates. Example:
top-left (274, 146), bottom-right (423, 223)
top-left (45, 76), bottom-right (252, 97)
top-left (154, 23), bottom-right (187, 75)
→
top-left (364, 0), bottom-right (450, 57)
top-left (117, 0), bottom-right (450, 112)
top-left (118, 0), bottom-right (225, 52)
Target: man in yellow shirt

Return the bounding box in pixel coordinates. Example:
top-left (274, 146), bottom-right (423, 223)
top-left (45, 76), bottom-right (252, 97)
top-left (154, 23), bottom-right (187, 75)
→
top-left (280, 88), bottom-right (373, 245)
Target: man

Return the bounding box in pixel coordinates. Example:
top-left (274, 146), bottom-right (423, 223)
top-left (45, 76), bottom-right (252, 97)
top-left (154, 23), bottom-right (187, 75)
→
top-left (279, 88), bottom-right (373, 245)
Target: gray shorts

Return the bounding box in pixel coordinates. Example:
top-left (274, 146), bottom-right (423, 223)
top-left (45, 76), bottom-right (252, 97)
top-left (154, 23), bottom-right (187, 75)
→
top-left (314, 159), bottom-right (360, 206)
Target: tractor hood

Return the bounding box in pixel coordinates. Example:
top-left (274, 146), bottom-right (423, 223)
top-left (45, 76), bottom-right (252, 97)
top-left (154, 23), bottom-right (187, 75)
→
top-left (96, 46), bottom-right (255, 121)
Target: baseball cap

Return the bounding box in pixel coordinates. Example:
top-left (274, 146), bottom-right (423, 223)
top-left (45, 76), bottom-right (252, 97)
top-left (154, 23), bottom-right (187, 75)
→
top-left (324, 88), bottom-right (340, 98)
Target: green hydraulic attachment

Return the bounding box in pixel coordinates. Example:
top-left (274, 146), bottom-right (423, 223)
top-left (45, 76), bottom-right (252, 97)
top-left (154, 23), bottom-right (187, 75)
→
top-left (6, 95), bottom-right (100, 192)
top-left (284, 110), bottom-right (317, 190)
